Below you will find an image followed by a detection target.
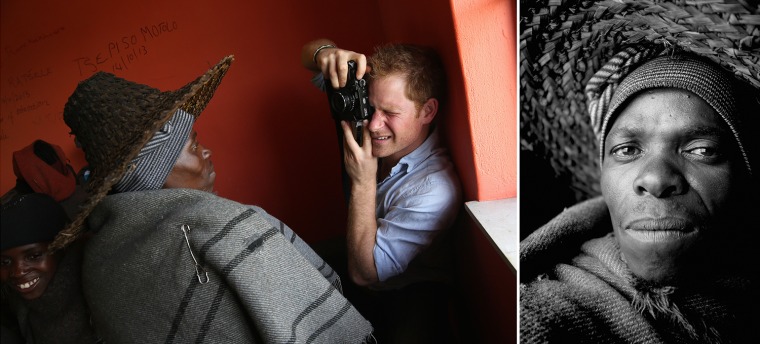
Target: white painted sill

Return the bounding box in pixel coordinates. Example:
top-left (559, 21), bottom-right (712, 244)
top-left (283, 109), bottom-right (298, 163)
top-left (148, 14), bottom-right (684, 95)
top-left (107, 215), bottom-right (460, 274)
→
top-left (464, 198), bottom-right (518, 274)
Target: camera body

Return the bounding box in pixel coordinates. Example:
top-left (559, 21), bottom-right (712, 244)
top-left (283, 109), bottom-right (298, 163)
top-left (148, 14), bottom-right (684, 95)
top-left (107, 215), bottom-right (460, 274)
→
top-left (325, 60), bottom-right (374, 146)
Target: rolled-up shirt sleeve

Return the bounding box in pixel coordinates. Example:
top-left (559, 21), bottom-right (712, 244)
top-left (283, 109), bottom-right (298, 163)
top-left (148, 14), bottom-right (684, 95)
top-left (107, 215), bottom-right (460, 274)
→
top-left (373, 178), bottom-right (459, 282)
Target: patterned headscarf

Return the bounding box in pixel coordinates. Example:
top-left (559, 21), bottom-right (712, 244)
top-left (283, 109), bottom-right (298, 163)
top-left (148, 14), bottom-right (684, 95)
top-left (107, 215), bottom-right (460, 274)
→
top-left (113, 109), bottom-right (194, 192)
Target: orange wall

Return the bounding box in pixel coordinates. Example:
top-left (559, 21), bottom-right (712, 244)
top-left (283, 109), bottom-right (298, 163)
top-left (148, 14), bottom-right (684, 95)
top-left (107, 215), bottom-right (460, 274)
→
top-left (373, 0), bottom-right (516, 202)
top-left (449, 2), bottom-right (517, 341)
top-left (450, 0), bottom-right (517, 201)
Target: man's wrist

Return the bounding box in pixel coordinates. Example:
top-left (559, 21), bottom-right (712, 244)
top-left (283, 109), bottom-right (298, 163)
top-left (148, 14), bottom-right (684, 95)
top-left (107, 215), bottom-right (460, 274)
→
top-left (350, 179), bottom-right (376, 192)
top-left (312, 44), bottom-right (336, 64)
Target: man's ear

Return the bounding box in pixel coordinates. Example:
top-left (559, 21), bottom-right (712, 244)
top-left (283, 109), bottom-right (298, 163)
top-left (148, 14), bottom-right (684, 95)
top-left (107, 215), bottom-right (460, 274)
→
top-left (419, 98), bottom-right (438, 124)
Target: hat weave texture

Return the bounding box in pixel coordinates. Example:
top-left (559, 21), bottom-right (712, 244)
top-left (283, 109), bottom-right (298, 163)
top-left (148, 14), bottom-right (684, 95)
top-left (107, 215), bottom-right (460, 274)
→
top-left (520, 0), bottom-right (760, 202)
top-left (49, 55), bottom-right (234, 251)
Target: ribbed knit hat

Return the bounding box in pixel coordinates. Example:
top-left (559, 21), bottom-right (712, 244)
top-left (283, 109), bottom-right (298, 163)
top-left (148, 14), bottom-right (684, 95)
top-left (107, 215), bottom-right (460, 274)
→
top-left (1, 193), bottom-right (68, 252)
top-left (589, 52), bottom-right (754, 174)
top-left (49, 55), bottom-right (234, 251)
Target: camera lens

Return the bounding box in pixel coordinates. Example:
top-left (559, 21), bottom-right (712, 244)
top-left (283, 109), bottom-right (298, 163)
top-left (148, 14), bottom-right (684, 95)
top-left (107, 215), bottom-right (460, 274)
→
top-left (331, 92), bottom-right (356, 113)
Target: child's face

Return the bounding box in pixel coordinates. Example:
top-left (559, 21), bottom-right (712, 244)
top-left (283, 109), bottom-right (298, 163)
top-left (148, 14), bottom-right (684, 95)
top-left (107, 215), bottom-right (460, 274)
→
top-left (1, 243), bottom-right (59, 300)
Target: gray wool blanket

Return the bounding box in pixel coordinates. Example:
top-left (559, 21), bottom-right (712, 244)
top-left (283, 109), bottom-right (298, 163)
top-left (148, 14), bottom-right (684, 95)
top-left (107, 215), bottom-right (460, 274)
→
top-left (81, 189), bottom-right (373, 343)
top-left (520, 197), bottom-right (757, 344)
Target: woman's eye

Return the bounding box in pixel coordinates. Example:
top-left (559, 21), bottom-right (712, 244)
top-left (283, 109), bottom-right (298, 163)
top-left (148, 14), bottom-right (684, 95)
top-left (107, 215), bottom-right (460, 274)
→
top-left (611, 145), bottom-right (641, 158)
top-left (26, 253), bottom-right (43, 262)
top-left (684, 140), bottom-right (723, 162)
top-left (0, 258), bottom-right (10, 266)
top-left (686, 147), bottom-right (716, 157)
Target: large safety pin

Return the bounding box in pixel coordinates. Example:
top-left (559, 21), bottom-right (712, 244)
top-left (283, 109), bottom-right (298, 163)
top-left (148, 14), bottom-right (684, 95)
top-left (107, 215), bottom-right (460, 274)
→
top-left (181, 224), bottom-right (210, 284)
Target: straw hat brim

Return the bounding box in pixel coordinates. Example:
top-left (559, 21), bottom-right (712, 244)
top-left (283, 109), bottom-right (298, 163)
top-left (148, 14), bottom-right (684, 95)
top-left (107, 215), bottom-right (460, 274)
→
top-left (49, 55), bottom-right (234, 251)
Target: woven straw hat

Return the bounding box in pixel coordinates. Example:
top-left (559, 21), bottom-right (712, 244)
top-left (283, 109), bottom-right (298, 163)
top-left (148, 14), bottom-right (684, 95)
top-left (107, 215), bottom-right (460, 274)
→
top-left (49, 55), bottom-right (234, 251)
top-left (520, 0), bottom-right (760, 203)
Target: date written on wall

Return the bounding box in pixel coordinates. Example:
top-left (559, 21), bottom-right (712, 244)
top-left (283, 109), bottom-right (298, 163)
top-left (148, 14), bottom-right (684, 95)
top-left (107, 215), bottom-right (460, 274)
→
top-left (73, 21), bottom-right (178, 75)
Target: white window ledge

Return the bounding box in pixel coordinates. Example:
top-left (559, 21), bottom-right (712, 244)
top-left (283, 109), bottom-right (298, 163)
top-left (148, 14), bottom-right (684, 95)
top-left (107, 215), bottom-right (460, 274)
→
top-left (464, 198), bottom-right (518, 274)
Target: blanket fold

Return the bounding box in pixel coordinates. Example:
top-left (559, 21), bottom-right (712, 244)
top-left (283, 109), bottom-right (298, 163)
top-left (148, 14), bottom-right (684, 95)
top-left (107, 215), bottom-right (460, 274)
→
top-left (82, 188), bottom-right (372, 343)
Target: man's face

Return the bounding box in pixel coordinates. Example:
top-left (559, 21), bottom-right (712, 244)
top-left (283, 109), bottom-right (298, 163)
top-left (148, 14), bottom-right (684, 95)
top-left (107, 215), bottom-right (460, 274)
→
top-left (163, 130), bottom-right (216, 192)
top-left (601, 88), bottom-right (743, 284)
top-left (368, 74), bottom-right (435, 164)
top-left (1, 243), bottom-right (59, 300)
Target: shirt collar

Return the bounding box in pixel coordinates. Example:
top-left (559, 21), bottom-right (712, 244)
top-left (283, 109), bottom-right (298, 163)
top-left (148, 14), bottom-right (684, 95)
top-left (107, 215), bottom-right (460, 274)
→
top-left (387, 126), bottom-right (440, 176)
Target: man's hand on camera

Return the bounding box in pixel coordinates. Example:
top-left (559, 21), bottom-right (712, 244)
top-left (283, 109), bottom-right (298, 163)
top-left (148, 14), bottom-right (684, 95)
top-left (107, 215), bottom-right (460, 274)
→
top-left (316, 48), bottom-right (369, 89)
top-left (341, 120), bottom-right (376, 186)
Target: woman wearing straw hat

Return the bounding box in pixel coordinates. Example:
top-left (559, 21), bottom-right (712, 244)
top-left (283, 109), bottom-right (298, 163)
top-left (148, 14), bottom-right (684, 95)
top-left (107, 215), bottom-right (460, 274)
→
top-left (520, 1), bottom-right (759, 343)
top-left (1, 193), bottom-right (100, 344)
top-left (47, 56), bottom-right (374, 343)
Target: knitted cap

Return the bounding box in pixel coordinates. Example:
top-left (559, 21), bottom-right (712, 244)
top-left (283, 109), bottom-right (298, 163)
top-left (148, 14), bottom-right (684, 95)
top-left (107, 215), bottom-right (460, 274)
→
top-left (593, 53), bottom-right (752, 174)
top-left (49, 55), bottom-right (234, 251)
top-left (1, 193), bottom-right (68, 252)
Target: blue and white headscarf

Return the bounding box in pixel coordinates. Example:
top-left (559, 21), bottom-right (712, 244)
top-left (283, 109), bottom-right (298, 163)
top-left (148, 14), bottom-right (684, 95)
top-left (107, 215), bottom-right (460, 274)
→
top-left (113, 109), bottom-right (195, 192)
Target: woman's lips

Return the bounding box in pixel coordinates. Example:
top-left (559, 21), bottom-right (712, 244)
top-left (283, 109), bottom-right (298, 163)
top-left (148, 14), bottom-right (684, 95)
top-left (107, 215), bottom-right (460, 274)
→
top-left (15, 277), bottom-right (40, 292)
top-left (624, 218), bottom-right (694, 242)
top-left (625, 230), bottom-right (691, 242)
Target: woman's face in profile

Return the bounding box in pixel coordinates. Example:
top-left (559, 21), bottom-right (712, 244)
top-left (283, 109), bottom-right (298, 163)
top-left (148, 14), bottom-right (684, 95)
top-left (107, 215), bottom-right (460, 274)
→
top-left (1, 242), bottom-right (60, 300)
top-left (163, 130), bottom-right (216, 193)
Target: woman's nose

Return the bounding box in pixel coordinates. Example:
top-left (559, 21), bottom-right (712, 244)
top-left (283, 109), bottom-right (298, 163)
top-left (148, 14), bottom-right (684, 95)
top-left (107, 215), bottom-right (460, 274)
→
top-left (633, 154), bottom-right (687, 198)
top-left (11, 261), bottom-right (29, 278)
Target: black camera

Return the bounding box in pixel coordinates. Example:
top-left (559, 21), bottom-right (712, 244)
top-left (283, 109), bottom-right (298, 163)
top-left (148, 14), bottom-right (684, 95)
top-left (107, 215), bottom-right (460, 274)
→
top-left (325, 60), bottom-right (374, 146)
